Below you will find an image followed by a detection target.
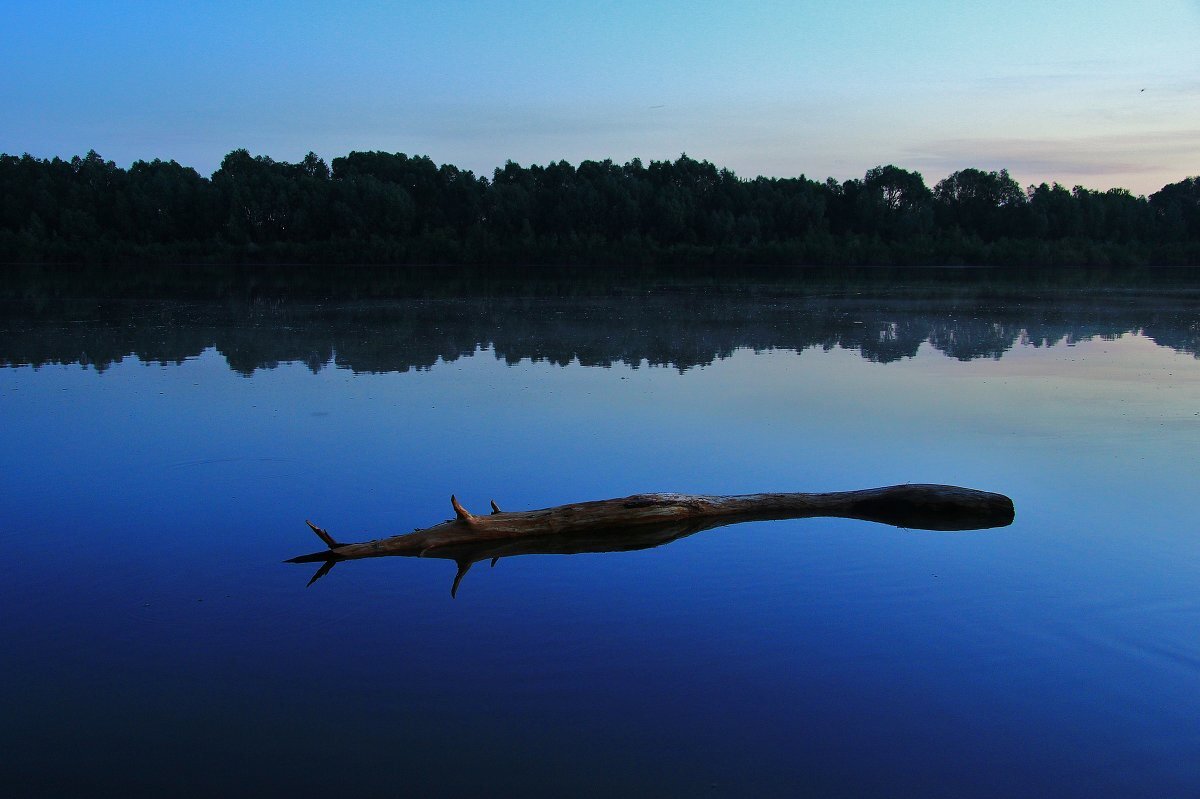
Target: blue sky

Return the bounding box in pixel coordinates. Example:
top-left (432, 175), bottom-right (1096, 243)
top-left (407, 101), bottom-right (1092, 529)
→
top-left (2, 1), bottom-right (1197, 194)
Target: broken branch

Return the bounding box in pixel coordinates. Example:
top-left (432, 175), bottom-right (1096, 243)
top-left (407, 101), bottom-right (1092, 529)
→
top-left (289, 484), bottom-right (1014, 594)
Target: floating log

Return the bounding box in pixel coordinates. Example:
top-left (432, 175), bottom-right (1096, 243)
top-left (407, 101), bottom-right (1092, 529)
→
top-left (289, 484), bottom-right (1014, 594)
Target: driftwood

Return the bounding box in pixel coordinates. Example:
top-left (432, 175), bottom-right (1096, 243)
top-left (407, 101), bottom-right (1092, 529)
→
top-left (288, 484), bottom-right (1014, 595)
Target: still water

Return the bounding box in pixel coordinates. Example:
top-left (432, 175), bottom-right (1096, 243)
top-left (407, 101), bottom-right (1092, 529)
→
top-left (2, 270), bottom-right (1198, 796)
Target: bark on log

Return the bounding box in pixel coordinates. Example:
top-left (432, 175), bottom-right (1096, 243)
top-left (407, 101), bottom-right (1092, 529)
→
top-left (288, 484), bottom-right (1014, 594)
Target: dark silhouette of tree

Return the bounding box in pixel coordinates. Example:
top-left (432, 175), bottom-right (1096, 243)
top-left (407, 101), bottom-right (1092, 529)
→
top-left (0, 149), bottom-right (1196, 266)
top-left (859, 165), bottom-right (933, 239)
top-left (1151, 177), bottom-right (1200, 241)
top-left (934, 168), bottom-right (1025, 241)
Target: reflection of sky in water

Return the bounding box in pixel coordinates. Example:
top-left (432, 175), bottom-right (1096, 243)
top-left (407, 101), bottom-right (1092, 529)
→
top-left (1, 323), bottom-right (1198, 796)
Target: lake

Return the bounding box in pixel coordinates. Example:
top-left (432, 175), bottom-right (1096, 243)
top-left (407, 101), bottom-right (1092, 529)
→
top-left (2, 267), bottom-right (1198, 797)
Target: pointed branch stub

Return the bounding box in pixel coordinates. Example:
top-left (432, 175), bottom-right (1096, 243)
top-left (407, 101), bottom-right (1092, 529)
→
top-left (306, 520), bottom-right (341, 549)
top-left (450, 494), bottom-right (474, 522)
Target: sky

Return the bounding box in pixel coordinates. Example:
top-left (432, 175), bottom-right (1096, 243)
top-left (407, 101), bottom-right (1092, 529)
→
top-left (2, 0), bottom-right (1197, 195)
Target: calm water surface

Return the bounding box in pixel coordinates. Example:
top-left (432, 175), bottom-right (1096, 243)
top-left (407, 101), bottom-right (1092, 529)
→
top-left (2, 272), bottom-right (1198, 797)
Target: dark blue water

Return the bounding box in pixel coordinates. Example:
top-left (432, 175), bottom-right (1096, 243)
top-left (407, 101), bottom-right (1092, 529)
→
top-left (2, 274), bottom-right (1198, 796)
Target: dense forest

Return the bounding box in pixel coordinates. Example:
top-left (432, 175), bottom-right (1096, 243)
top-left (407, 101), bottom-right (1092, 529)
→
top-left (1, 149), bottom-right (1198, 266)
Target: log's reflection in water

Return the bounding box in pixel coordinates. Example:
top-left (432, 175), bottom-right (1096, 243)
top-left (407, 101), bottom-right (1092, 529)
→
top-left (288, 485), bottom-right (1016, 596)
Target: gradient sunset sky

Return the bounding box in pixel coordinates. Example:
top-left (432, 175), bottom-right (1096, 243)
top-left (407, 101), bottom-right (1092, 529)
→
top-left (3, 0), bottom-right (1197, 194)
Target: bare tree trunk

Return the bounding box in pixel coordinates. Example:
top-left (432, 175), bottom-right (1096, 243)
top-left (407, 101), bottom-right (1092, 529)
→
top-left (288, 484), bottom-right (1014, 595)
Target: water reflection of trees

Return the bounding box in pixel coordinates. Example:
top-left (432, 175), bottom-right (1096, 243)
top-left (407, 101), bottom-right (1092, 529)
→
top-left (3, 292), bottom-right (1198, 374)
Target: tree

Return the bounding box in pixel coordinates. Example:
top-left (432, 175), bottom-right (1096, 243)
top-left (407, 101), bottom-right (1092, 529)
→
top-left (1150, 177), bottom-right (1200, 240)
top-left (934, 168), bottom-right (1025, 240)
top-left (859, 165), bottom-right (933, 238)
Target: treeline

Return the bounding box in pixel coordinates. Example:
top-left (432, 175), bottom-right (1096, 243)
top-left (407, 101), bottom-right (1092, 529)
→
top-left (1, 149), bottom-right (1198, 266)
